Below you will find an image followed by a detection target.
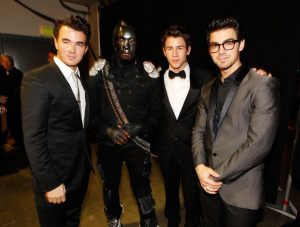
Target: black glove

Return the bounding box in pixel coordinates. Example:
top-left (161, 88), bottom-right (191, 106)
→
top-left (105, 127), bottom-right (129, 144)
top-left (122, 124), bottom-right (143, 138)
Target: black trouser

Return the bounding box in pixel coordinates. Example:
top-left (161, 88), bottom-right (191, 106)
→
top-left (199, 188), bottom-right (262, 227)
top-left (99, 143), bottom-right (157, 227)
top-left (0, 116), bottom-right (4, 160)
top-left (33, 164), bottom-right (90, 227)
top-left (159, 156), bottom-right (201, 227)
top-left (6, 105), bottom-right (24, 148)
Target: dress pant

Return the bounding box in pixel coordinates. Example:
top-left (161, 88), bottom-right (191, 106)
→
top-left (33, 163), bottom-right (90, 227)
top-left (199, 187), bottom-right (262, 227)
top-left (0, 116), bottom-right (4, 160)
top-left (159, 155), bottom-right (201, 227)
top-left (6, 105), bottom-right (24, 148)
top-left (99, 143), bottom-right (157, 226)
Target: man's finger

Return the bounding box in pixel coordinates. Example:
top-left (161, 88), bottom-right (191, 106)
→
top-left (61, 196), bottom-right (66, 203)
top-left (207, 168), bottom-right (220, 178)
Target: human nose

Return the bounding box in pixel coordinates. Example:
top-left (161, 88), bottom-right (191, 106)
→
top-left (218, 44), bottom-right (226, 54)
top-left (68, 43), bottom-right (76, 52)
top-left (172, 49), bottom-right (178, 56)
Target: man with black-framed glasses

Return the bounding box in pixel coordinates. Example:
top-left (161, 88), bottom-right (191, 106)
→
top-left (192, 17), bottom-right (280, 226)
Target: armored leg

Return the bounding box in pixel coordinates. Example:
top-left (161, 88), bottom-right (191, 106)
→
top-left (126, 148), bottom-right (158, 227)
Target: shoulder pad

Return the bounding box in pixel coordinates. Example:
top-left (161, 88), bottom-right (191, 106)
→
top-left (143, 61), bottom-right (160, 78)
top-left (89, 58), bottom-right (107, 76)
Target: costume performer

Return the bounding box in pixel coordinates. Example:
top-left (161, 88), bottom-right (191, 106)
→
top-left (88, 20), bottom-right (161, 227)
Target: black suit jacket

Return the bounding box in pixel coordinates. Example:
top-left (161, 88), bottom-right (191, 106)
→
top-left (21, 62), bottom-right (92, 194)
top-left (153, 67), bottom-right (213, 169)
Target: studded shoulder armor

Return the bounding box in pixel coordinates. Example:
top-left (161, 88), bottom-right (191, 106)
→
top-left (89, 58), bottom-right (107, 76)
top-left (143, 61), bottom-right (160, 78)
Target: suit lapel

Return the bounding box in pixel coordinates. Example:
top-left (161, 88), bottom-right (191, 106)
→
top-left (216, 65), bottom-right (250, 134)
top-left (208, 78), bottom-right (218, 139)
top-left (52, 63), bottom-right (83, 127)
top-left (161, 75), bottom-right (177, 119)
top-left (79, 77), bottom-right (89, 129)
top-left (177, 68), bottom-right (202, 120)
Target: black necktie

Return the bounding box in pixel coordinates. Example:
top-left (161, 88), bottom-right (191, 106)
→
top-left (169, 70), bottom-right (186, 79)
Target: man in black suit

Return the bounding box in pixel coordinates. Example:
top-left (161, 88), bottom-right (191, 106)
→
top-left (152, 25), bottom-right (214, 227)
top-left (21, 15), bottom-right (93, 227)
top-left (0, 55), bottom-right (23, 150)
top-left (0, 66), bottom-right (8, 162)
top-left (0, 65), bottom-right (7, 162)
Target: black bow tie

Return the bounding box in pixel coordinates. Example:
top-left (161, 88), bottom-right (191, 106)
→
top-left (169, 70), bottom-right (186, 79)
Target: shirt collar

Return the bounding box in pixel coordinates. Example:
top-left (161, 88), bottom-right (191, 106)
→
top-left (53, 56), bottom-right (80, 79)
top-left (218, 64), bottom-right (243, 83)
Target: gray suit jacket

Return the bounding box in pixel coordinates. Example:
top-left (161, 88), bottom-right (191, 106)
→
top-left (192, 66), bottom-right (280, 210)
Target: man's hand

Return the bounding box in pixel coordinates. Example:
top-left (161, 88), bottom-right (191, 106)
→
top-left (252, 67), bottom-right (272, 77)
top-left (0, 95), bottom-right (8, 104)
top-left (122, 124), bottom-right (142, 138)
top-left (45, 184), bottom-right (66, 204)
top-left (195, 164), bottom-right (222, 194)
top-left (106, 125), bottom-right (130, 145)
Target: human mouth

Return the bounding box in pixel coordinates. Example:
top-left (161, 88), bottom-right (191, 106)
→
top-left (217, 56), bottom-right (228, 62)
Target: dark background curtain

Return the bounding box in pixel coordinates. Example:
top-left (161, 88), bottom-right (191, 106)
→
top-left (1, 0), bottom-right (299, 204)
top-left (99, 0), bottom-right (300, 204)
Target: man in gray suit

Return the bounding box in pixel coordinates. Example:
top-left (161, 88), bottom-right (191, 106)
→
top-left (192, 17), bottom-right (280, 226)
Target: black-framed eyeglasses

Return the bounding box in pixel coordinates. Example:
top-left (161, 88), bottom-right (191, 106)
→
top-left (208, 40), bottom-right (240, 53)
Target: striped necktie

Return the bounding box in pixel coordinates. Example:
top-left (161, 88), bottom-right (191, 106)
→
top-left (71, 71), bottom-right (81, 116)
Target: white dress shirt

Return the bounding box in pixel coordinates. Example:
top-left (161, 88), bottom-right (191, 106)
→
top-left (53, 56), bottom-right (86, 126)
top-left (164, 64), bottom-right (190, 119)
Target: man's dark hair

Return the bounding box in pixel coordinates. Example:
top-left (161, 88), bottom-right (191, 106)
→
top-left (54, 15), bottom-right (91, 45)
top-left (48, 50), bottom-right (57, 55)
top-left (206, 17), bottom-right (242, 44)
top-left (161, 25), bottom-right (192, 48)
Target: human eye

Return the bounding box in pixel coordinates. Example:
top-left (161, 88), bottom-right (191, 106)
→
top-left (209, 43), bottom-right (219, 51)
top-left (62, 39), bottom-right (69, 44)
top-left (224, 40), bottom-right (234, 49)
top-left (77, 42), bottom-right (84, 48)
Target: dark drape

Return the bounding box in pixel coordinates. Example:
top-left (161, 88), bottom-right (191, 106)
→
top-left (98, 0), bottom-right (300, 204)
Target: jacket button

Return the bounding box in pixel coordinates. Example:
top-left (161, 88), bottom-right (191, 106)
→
top-left (174, 137), bottom-right (178, 141)
top-left (128, 90), bottom-right (132, 94)
top-left (212, 153), bottom-right (217, 157)
top-left (117, 90), bottom-right (121, 94)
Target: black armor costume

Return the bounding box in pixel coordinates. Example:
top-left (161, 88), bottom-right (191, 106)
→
top-left (88, 20), bottom-right (161, 227)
